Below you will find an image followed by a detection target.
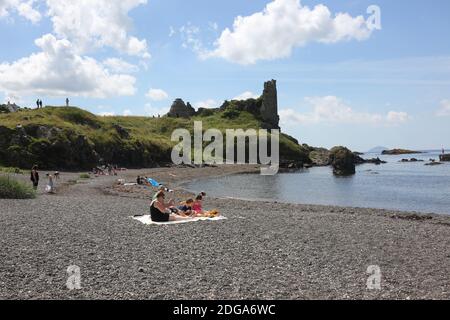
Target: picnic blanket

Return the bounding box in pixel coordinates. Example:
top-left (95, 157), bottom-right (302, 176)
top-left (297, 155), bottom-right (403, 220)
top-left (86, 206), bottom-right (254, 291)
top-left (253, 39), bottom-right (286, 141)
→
top-left (132, 215), bottom-right (227, 225)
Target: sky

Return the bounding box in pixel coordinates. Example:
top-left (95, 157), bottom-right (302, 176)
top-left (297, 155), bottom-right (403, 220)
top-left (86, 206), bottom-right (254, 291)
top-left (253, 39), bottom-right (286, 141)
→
top-left (0, 0), bottom-right (449, 151)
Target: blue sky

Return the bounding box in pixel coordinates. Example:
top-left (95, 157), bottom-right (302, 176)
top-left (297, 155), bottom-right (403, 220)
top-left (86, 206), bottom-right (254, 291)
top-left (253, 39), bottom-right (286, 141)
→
top-left (0, 0), bottom-right (449, 151)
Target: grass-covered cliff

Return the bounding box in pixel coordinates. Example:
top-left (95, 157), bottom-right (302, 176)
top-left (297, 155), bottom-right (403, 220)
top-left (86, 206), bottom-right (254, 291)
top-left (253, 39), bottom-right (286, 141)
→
top-left (0, 104), bottom-right (311, 170)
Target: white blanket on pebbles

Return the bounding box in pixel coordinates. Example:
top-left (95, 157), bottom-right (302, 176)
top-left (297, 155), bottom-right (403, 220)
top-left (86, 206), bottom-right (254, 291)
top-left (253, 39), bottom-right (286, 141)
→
top-left (132, 215), bottom-right (227, 225)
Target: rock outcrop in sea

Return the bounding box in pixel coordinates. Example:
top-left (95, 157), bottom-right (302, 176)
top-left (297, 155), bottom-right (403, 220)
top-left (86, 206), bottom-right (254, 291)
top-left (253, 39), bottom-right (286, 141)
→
top-left (329, 146), bottom-right (357, 176)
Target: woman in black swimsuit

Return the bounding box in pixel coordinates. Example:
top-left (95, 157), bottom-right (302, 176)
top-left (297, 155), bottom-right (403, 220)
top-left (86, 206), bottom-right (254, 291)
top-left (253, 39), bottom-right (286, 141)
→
top-left (150, 191), bottom-right (191, 222)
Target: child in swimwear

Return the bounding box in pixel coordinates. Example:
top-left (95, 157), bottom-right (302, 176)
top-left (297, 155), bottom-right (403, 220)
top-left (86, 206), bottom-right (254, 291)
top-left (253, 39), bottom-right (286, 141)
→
top-left (192, 195), bottom-right (205, 216)
top-left (177, 199), bottom-right (194, 217)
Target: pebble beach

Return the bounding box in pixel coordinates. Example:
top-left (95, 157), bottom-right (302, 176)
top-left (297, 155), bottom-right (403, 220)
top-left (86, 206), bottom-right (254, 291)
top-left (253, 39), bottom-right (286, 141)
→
top-left (1, 165), bottom-right (450, 300)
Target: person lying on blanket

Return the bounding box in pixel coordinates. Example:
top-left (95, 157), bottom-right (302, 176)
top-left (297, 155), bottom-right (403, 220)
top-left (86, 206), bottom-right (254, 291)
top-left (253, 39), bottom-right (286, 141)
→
top-left (150, 191), bottom-right (191, 222)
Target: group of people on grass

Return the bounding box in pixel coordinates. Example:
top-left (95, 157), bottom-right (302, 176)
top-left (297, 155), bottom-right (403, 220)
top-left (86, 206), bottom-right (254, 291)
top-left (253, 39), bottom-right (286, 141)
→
top-left (150, 188), bottom-right (217, 222)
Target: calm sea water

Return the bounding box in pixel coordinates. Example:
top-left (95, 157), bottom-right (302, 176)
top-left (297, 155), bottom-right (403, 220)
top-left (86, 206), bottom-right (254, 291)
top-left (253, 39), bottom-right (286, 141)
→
top-left (184, 151), bottom-right (450, 215)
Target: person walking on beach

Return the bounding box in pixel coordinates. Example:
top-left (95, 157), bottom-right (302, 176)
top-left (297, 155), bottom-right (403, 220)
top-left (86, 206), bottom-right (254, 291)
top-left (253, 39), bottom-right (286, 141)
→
top-left (46, 173), bottom-right (55, 193)
top-left (30, 165), bottom-right (39, 190)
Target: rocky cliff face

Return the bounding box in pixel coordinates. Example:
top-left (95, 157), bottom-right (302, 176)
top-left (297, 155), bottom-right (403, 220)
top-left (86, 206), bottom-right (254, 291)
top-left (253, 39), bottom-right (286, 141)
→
top-left (260, 80), bottom-right (280, 129)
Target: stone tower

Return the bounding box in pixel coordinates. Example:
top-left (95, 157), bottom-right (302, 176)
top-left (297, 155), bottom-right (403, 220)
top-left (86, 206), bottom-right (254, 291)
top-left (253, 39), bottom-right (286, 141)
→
top-left (260, 80), bottom-right (280, 129)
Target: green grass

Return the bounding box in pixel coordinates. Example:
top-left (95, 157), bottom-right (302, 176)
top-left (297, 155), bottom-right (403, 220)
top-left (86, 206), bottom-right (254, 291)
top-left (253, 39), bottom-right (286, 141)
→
top-left (0, 166), bottom-right (25, 174)
top-left (79, 173), bottom-right (90, 179)
top-left (0, 105), bottom-right (310, 169)
top-left (0, 175), bottom-right (36, 199)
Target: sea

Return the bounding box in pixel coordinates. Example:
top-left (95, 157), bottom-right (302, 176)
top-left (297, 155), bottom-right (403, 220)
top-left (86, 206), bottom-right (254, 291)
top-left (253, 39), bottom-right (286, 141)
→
top-left (184, 150), bottom-right (450, 215)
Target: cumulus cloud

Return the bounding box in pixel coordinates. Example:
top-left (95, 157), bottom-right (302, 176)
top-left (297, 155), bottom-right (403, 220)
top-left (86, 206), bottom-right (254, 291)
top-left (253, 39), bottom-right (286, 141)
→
top-left (146, 88), bottom-right (169, 101)
top-left (195, 99), bottom-right (218, 109)
top-left (0, 0), bottom-right (41, 23)
top-left (280, 96), bottom-right (409, 126)
top-left (46, 0), bottom-right (150, 58)
top-left (233, 91), bottom-right (259, 100)
top-left (204, 0), bottom-right (373, 64)
top-left (0, 34), bottom-right (137, 98)
top-left (103, 58), bottom-right (139, 73)
top-left (436, 100), bottom-right (450, 117)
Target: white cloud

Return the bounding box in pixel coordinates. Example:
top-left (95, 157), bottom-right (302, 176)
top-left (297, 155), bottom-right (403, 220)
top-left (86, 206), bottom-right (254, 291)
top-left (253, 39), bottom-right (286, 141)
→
top-left (280, 96), bottom-right (409, 126)
top-left (387, 111), bottom-right (409, 123)
top-left (46, 0), bottom-right (150, 58)
top-left (180, 23), bottom-right (206, 55)
top-left (0, 34), bottom-right (137, 98)
top-left (0, 0), bottom-right (41, 23)
top-left (98, 111), bottom-right (116, 116)
top-left (204, 0), bottom-right (373, 64)
top-left (146, 88), bottom-right (169, 101)
top-left (103, 58), bottom-right (139, 73)
top-left (436, 100), bottom-right (450, 117)
top-left (195, 99), bottom-right (217, 109)
top-left (169, 26), bottom-right (176, 37)
top-left (233, 91), bottom-right (259, 100)
top-left (122, 109), bottom-right (132, 116)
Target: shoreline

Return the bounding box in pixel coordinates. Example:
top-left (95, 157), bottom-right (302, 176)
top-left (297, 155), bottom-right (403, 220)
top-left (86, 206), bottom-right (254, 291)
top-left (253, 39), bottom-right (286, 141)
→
top-left (1, 165), bottom-right (450, 299)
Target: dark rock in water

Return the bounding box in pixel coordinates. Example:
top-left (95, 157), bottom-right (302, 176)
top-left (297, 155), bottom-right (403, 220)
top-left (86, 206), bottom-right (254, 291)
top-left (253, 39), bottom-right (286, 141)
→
top-left (425, 162), bottom-right (443, 166)
top-left (382, 149), bottom-right (423, 155)
top-left (167, 99), bottom-right (195, 118)
top-left (329, 146), bottom-right (356, 176)
top-left (399, 158), bottom-right (424, 163)
top-left (280, 160), bottom-right (303, 170)
top-left (440, 154), bottom-right (450, 162)
top-left (362, 157), bottom-right (387, 165)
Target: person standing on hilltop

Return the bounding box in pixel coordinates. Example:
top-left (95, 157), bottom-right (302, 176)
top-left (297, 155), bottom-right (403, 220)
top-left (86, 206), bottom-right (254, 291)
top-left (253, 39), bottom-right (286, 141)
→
top-left (30, 165), bottom-right (39, 190)
top-left (66, 98), bottom-right (69, 107)
top-left (39, 100), bottom-right (43, 108)
top-left (36, 99), bottom-right (40, 109)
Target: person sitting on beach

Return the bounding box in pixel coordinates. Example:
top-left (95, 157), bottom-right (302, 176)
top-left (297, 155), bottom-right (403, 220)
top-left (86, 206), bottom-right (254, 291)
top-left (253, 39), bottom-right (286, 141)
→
top-left (177, 199), bottom-right (194, 217)
top-left (137, 175), bottom-right (143, 185)
top-left (150, 191), bottom-right (191, 222)
top-left (192, 195), bottom-right (205, 216)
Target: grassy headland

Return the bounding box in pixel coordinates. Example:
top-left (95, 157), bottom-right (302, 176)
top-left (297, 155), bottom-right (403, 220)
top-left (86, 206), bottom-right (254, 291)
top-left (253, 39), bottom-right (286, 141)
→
top-left (0, 103), bottom-right (311, 170)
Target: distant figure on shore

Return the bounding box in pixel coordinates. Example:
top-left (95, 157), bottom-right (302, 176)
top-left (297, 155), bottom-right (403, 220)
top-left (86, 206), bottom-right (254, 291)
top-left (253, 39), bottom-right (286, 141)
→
top-left (442, 147), bottom-right (445, 155)
top-left (39, 100), bottom-right (43, 108)
top-left (30, 165), bottom-right (39, 190)
top-left (66, 98), bottom-right (69, 107)
top-left (46, 173), bottom-right (55, 193)
top-left (36, 99), bottom-right (40, 109)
